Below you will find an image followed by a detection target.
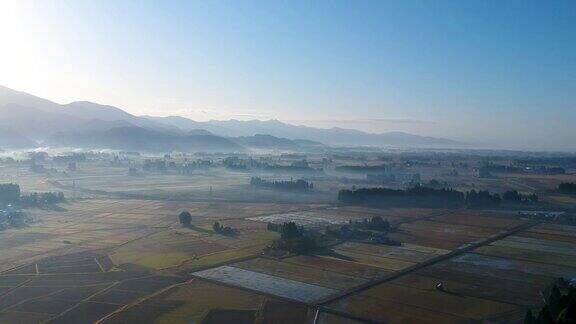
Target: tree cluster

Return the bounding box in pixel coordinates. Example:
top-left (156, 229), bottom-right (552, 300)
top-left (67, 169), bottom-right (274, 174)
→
top-left (465, 190), bottom-right (502, 207)
top-left (263, 165), bottom-right (316, 172)
top-left (535, 166), bottom-right (565, 175)
top-left (212, 221), bottom-right (237, 235)
top-left (559, 183), bottom-right (576, 195)
top-left (482, 163), bottom-right (523, 173)
top-left (338, 186), bottom-right (465, 208)
top-left (351, 216), bottom-right (390, 231)
top-left (53, 154), bottom-right (86, 163)
top-left (267, 221), bottom-right (317, 254)
top-left (502, 190), bottom-right (538, 203)
top-left (339, 186), bottom-right (539, 209)
top-left (177, 160), bottom-right (214, 174)
top-left (143, 159), bottom-right (167, 172)
top-left (327, 216), bottom-right (398, 245)
top-left (425, 179), bottom-right (451, 189)
top-left (0, 183), bottom-right (21, 205)
top-left (0, 211), bottom-right (30, 230)
top-left (465, 190), bottom-right (538, 206)
top-left (525, 278), bottom-right (576, 324)
top-left (0, 183), bottom-right (64, 207)
top-left (250, 177), bottom-right (313, 191)
top-left (178, 211), bottom-right (192, 227)
top-left (335, 164), bottom-right (390, 173)
top-left (20, 192), bottom-right (65, 207)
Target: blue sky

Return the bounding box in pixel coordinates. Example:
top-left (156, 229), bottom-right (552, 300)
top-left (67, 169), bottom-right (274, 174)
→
top-left (0, 0), bottom-right (575, 150)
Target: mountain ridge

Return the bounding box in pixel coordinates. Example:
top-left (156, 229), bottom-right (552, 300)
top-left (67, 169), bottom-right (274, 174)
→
top-left (0, 85), bottom-right (461, 149)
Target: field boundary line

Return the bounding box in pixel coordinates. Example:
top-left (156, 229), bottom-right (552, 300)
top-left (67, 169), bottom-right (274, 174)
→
top-left (44, 282), bottom-right (119, 324)
top-left (95, 258), bottom-right (106, 272)
top-left (94, 278), bottom-right (195, 324)
top-left (2, 286), bottom-right (68, 314)
top-left (172, 251), bottom-right (263, 275)
top-left (0, 277), bottom-right (34, 300)
top-left (188, 276), bottom-right (319, 306)
top-left (316, 307), bottom-right (382, 324)
top-left (317, 220), bottom-right (541, 305)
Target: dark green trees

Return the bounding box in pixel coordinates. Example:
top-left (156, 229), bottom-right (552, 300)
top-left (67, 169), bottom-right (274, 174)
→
top-left (525, 278), bottom-right (576, 324)
top-left (178, 211), bottom-right (192, 227)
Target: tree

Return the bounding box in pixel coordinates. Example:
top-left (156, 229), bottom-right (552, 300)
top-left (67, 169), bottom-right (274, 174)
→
top-left (213, 221), bottom-right (237, 235)
top-left (178, 211), bottom-right (192, 227)
top-left (0, 183), bottom-right (20, 205)
top-left (281, 222), bottom-right (303, 239)
top-left (369, 216), bottom-right (390, 231)
top-left (559, 183), bottom-right (576, 195)
top-left (503, 190), bottom-right (522, 202)
top-left (525, 278), bottom-right (576, 324)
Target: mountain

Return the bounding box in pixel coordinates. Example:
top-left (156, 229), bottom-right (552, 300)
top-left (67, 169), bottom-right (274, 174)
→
top-left (48, 126), bottom-right (243, 152)
top-left (232, 134), bottom-right (325, 150)
top-left (0, 85), bottom-right (62, 113)
top-left (187, 129), bottom-right (214, 136)
top-left (147, 117), bottom-right (460, 147)
top-left (1, 85), bottom-right (461, 148)
top-left (0, 86), bottom-right (178, 139)
top-left (143, 115), bottom-right (232, 136)
top-left (0, 128), bottom-right (37, 149)
top-left (63, 101), bottom-right (180, 133)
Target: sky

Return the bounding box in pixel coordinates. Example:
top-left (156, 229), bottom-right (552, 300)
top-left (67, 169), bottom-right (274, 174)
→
top-left (0, 0), bottom-right (575, 150)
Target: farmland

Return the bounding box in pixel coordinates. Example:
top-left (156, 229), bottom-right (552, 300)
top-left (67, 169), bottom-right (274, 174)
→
top-left (0, 149), bottom-right (575, 323)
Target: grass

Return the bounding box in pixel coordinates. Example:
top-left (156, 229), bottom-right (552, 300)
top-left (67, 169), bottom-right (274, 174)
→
top-left (180, 247), bottom-right (262, 272)
top-left (344, 282), bottom-right (519, 320)
top-left (331, 248), bottom-right (416, 271)
top-left (154, 280), bottom-right (267, 324)
top-left (110, 251), bottom-right (192, 270)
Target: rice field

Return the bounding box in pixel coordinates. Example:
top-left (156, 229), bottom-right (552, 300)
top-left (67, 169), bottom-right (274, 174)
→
top-left (192, 266), bottom-right (338, 303)
top-left (1, 157), bottom-right (575, 323)
top-left (233, 258), bottom-right (368, 290)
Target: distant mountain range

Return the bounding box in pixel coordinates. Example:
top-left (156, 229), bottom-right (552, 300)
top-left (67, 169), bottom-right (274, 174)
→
top-left (144, 116), bottom-right (459, 147)
top-left (0, 128), bottom-right (37, 149)
top-left (0, 85), bottom-right (461, 152)
top-left (47, 126), bottom-right (242, 152)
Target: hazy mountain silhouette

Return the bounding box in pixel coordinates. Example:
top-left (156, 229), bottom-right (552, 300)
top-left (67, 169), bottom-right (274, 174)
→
top-left (0, 86), bottom-right (177, 139)
top-left (48, 126), bottom-right (243, 152)
top-left (232, 134), bottom-right (325, 150)
top-left (149, 117), bottom-right (459, 147)
top-left (0, 85), bottom-right (460, 148)
top-left (0, 128), bottom-right (37, 149)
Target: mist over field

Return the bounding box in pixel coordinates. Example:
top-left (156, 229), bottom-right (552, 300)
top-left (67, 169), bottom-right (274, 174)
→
top-left (0, 1), bottom-right (575, 323)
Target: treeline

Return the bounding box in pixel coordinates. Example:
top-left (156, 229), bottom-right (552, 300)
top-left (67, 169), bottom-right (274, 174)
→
top-left (338, 187), bottom-right (465, 208)
top-left (20, 192), bottom-right (66, 207)
top-left (143, 159), bottom-right (213, 173)
top-left (0, 183), bottom-right (65, 207)
top-left (338, 187), bottom-right (538, 208)
top-left (250, 177), bottom-right (313, 191)
top-left (263, 165), bottom-right (317, 172)
top-left (335, 164), bottom-right (389, 173)
top-left (266, 216), bottom-right (399, 254)
top-left (350, 216), bottom-right (390, 231)
top-left (482, 163), bottom-right (565, 175)
top-left (502, 190), bottom-right (538, 203)
top-left (53, 154), bottom-right (86, 163)
top-left (329, 216), bottom-right (399, 245)
top-left (559, 183), bottom-right (576, 195)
